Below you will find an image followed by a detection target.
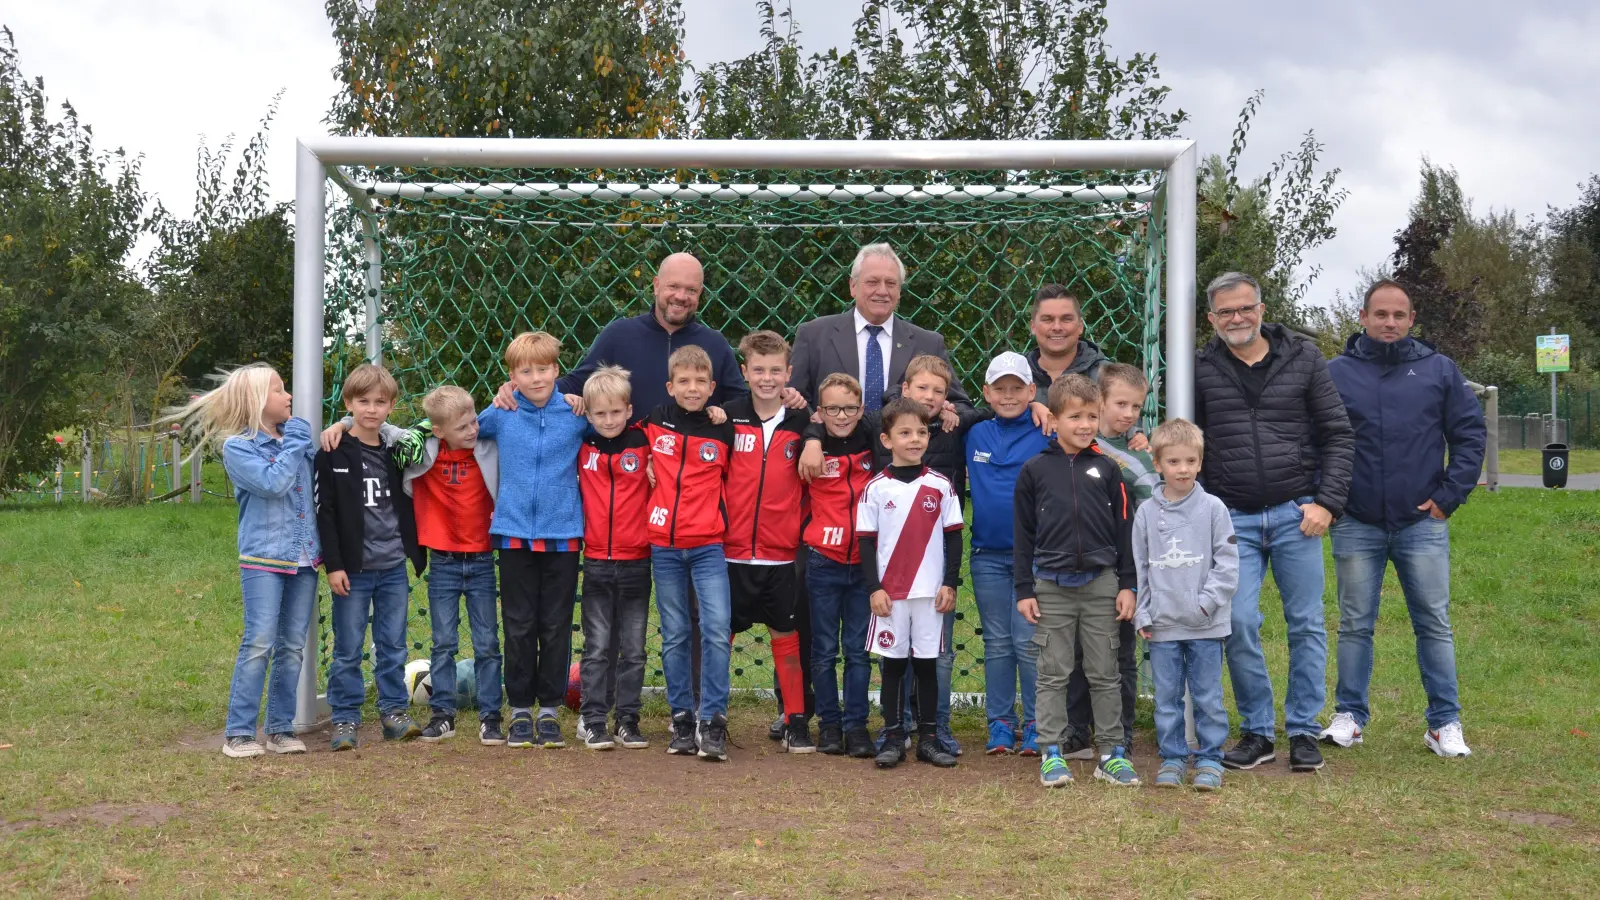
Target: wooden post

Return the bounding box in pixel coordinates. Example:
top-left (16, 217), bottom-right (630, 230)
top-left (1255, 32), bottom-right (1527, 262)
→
top-left (190, 447), bottom-right (203, 503)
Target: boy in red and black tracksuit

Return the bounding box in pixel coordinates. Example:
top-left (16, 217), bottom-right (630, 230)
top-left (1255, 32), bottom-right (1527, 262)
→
top-left (799, 372), bottom-right (882, 758)
top-left (722, 331), bottom-right (815, 753)
top-left (574, 366), bottom-right (654, 751)
top-left (645, 345), bottom-right (738, 760)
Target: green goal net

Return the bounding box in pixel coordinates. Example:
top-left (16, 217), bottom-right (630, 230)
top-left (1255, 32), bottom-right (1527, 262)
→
top-left (319, 162), bottom-right (1169, 701)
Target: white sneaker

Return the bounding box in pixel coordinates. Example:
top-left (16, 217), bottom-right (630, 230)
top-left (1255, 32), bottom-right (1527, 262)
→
top-left (1425, 722), bottom-right (1471, 758)
top-left (222, 735), bottom-right (265, 758)
top-left (1319, 712), bottom-right (1363, 748)
top-left (264, 733), bottom-right (307, 755)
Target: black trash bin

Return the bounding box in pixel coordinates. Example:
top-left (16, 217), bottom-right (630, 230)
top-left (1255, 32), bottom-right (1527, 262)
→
top-left (1542, 443), bottom-right (1569, 489)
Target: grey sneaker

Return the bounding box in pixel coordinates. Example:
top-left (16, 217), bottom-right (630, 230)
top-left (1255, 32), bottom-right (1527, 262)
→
top-left (222, 735), bottom-right (265, 758)
top-left (1094, 747), bottom-right (1140, 786)
top-left (264, 733), bottom-right (306, 755)
top-left (381, 711), bottom-right (421, 741)
top-left (330, 721), bottom-right (358, 752)
top-left (696, 714), bottom-right (729, 761)
top-left (667, 711), bottom-right (697, 755)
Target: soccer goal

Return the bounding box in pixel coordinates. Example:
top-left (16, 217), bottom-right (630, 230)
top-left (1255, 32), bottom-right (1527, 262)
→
top-left (290, 137), bottom-right (1199, 730)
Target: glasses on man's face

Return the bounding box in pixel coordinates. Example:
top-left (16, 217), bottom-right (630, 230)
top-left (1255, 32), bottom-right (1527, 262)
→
top-left (1209, 302), bottom-right (1261, 321)
top-left (820, 405), bottom-right (862, 417)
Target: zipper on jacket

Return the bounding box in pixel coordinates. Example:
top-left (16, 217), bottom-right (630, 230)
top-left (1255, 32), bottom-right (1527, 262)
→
top-left (845, 452), bottom-right (861, 564)
top-left (1069, 454), bottom-right (1083, 564)
top-left (606, 450), bottom-right (617, 560)
top-left (1249, 408), bottom-right (1269, 510)
top-left (747, 426), bottom-right (771, 560)
top-left (668, 432), bottom-right (686, 545)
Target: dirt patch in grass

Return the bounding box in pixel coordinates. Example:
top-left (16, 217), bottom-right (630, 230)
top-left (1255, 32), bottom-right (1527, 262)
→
top-left (1, 801), bottom-right (181, 835)
top-left (1493, 810), bottom-right (1575, 828)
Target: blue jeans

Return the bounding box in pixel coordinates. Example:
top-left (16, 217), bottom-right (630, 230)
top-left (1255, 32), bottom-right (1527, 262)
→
top-left (652, 544), bottom-right (732, 720)
top-left (1332, 516), bottom-right (1461, 729)
top-left (226, 566), bottom-right (318, 738)
top-left (1227, 498), bottom-right (1328, 739)
top-left (328, 564), bottom-right (412, 723)
top-left (806, 550), bottom-right (872, 731)
top-left (1150, 639), bottom-right (1228, 763)
top-left (970, 549), bottom-right (1036, 728)
top-left (427, 553), bottom-right (502, 717)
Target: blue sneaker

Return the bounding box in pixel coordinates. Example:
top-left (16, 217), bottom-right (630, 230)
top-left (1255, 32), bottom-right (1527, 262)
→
top-left (1039, 746), bottom-right (1073, 788)
top-left (1155, 759), bottom-right (1186, 788)
top-left (937, 725), bottom-right (963, 757)
top-left (1018, 721), bottom-right (1040, 757)
top-left (535, 713), bottom-right (565, 749)
top-left (1094, 746), bottom-right (1140, 786)
top-left (1192, 760), bottom-right (1224, 792)
top-left (985, 720), bottom-right (1015, 756)
top-left (506, 712), bottom-right (535, 749)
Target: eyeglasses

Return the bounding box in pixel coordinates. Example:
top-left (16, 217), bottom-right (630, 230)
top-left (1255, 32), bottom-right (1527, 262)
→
top-left (820, 405), bottom-right (862, 417)
top-left (1209, 303), bottom-right (1261, 321)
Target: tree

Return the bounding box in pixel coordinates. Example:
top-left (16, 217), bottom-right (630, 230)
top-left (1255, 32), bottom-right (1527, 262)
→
top-left (0, 28), bottom-right (147, 494)
top-left (1545, 175), bottom-right (1599, 353)
top-left (1390, 160), bottom-right (1482, 363)
top-left (326, 0), bottom-right (687, 139)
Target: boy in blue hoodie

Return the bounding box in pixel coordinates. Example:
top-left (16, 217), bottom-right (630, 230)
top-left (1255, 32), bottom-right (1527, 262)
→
top-left (476, 331), bottom-right (590, 750)
top-left (966, 352), bottom-right (1051, 756)
top-left (1134, 418), bottom-right (1239, 791)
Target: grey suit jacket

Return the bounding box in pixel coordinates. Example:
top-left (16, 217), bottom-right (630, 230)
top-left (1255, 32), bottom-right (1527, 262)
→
top-left (788, 310), bottom-right (972, 410)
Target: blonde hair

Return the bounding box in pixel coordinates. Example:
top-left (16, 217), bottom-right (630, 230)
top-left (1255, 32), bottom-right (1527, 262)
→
top-left (902, 354), bottom-right (952, 389)
top-left (506, 331), bottom-right (561, 369)
top-left (341, 363), bottom-right (399, 404)
top-left (1150, 417), bottom-right (1205, 462)
top-left (1097, 362), bottom-right (1149, 396)
top-left (818, 372), bottom-right (863, 401)
top-left (667, 345), bottom-right (713, 380)
top-left (583, 365), bottom-right (633, 406)
top-left (1046, 373), bottom-right (1100, 416)
top-left (165, 363), bottom-right (281, 455)
top-left (422, 385), bottom-right (476, 425)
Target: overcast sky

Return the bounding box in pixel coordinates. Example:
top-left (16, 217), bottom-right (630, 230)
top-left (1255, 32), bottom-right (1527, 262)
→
top-left (8, 1), bottom-right (1598, 306)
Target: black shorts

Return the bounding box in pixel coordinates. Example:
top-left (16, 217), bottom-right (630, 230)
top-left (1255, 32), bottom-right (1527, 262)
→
top-left (728, 562), bottom-right (798, 634)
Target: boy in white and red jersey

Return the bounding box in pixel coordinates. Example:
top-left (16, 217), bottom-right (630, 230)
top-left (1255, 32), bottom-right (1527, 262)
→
top-left (574, 366), bottom-right (653, 752)
top-left (643, 345), bottom-right (738, 761)
top-left (721, 331), bottom-right (816, 753)
top-left (800, 373), bottom-right (880, 759)
top-left (858, 398), bottom-right (963, 769)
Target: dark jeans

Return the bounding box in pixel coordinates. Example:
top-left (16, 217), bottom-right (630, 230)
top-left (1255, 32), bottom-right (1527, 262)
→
top-left (497, 548), bottom-right (579, 708)
top-left (806, 550), bottom-right (871, 730)
top-left (579, 558), bottom-right (651, 725)
top-left (1066, 618), bottom-right (1137, 745)
top-left (427, 552), bottom-right (502, 718)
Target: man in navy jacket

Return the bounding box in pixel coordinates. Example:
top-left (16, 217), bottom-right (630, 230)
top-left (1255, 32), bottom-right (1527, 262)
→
top-left (1322, 280), bottom-right (1485, 759)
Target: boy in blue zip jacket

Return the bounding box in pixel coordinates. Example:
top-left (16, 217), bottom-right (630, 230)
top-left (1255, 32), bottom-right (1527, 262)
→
top-left (477, 331), bottom-right (590, 749)
top-left (966, 352), bottom-right (1051, 756)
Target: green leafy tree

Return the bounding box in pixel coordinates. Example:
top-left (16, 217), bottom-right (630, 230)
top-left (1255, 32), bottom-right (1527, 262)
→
top-left (1545, 175), bottom-right (1599, 358)
top-left (1390, 160), bottom-right (1482, 363)
top-left (0, 28), bottom-right (147, 494)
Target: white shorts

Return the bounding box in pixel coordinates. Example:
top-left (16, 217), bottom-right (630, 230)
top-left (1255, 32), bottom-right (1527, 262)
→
top-left (866, 597), bottom-right (942, 659)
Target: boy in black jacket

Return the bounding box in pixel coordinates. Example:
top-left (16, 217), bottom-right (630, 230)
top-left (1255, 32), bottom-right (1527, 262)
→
top-left (315, 364), bottom-right (428, 751)
top-left (1014, 375), bottom-right (1139, 787)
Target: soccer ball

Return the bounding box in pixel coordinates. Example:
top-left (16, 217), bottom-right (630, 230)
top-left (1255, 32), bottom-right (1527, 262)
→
top-left (404, 659), bottom-right (433, 706)
top-left (565, 660), bottom-right (581, 712)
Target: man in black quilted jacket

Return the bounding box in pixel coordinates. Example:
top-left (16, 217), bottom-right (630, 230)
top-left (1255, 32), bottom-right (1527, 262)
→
top-left (1193, 272), bottom-right (1354, 774)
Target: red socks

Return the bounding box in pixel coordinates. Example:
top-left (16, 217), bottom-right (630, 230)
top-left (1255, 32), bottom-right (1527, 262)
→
top-left (771, 632), bottom-right (806, 719)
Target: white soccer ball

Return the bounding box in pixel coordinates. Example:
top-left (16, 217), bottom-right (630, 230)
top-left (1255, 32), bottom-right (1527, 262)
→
top-left (403, 659), bottom-right (433, 706)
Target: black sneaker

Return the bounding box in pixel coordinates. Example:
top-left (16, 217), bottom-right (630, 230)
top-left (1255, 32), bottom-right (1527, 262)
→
top-left (916, 734), bottom-right (959, 768)
top-left (1289, 734), bottom-right (1325, 772)
top-left (817, 723), bottom-right (845, 755)
top-left (697, 714), bottom-right (729, 761)
top-left (420, 714), bottom-right (455, 742)
top-left (845, 726), bottom-right (876, 759)
top-left (874, 731), bottom-right (907, 768)
top-left (1061, 730), bottom-right (1095, 760)
top-left (578, 719), bottom-right (614, 750)
top-left (506, 712), bottom-right (536, 749)
top-left (782, 715), bottom-right (816, 754)
top-left (615, 719), bottom-right (649, 750)
top-left (767, 712), bottom-right (786, 742)
top-left (667, 711), bottom-right (698, 756)
top-left (535, 713), bottom-right (566, 749)
top-left (479, 717), bottom-right (506, 746)
top-left (1222, 733), bottom-right (1276, 770)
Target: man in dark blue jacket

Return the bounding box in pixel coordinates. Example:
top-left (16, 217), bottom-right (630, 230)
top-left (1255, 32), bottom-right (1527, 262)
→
top-left (1322, 280), bottom-right (1485, 760)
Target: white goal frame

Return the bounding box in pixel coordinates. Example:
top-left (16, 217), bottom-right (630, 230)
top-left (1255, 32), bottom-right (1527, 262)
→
top-left (290, 136), bottom-right (1199, 731)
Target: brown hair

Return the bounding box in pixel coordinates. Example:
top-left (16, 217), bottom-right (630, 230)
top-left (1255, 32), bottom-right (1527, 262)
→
top-left (1150, 417), bottom-right (1205, 461)
top-left (738, 330), bottom-right (791, 363)
top-left (819, 372), bottom-right (863, 401)
top-left (1096, 362), bottom-right (1149, 396)
top-left (879, 397), bottom-right (929, 436)
top-left (421, 385), bottom-right (475, 424)
top-left (902, 354), bottom-right (952, 388)
top-left (666, 345), bottom-right (714, 380)
top-left (341, 363), bottom-right (399, 404)
top-left (505, 331), bottom-right (561, 369)
top-left (1032, 283), bottom-right (1082, 318)
top-left (1046, 373), bottom-right (1100, 416)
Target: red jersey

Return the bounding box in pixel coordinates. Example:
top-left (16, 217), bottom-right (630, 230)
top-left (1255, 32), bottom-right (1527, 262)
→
top-left (801, 424), bottom-right (880, 565)
top-left (642, 404), bottom-right (735, 549)
top-left (722, 398), bottom-right (809, 562)
top-left (578, 426), bottom-right (652, 561)
top-left (411, 445), bottom-right (494, 553)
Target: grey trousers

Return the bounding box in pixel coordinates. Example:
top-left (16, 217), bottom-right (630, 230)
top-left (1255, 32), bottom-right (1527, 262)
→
top-left (1032, 569), bottom-right (1124, 752)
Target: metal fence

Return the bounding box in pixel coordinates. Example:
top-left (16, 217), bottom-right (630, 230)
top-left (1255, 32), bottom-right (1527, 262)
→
top-left (1496, 386), bottom-right (1595, 449)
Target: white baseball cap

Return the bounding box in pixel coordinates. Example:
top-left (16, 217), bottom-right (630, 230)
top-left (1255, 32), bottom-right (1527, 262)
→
top-left (984, 351), bottom-right (1034, 386)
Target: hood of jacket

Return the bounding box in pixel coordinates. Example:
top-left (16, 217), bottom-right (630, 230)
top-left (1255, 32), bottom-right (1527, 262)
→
top-left (1341, 332), bottom-right (1435, 366)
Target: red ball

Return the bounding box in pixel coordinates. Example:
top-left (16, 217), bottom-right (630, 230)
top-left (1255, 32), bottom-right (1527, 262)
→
top-left (565, 660), bottom-right (582, 712)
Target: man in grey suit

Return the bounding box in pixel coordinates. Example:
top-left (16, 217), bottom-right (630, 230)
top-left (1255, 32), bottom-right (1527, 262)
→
top-left (785, 243), bottom-right (973, 413)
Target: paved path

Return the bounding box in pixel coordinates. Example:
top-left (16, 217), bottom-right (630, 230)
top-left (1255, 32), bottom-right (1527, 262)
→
top-left (1492, 473), bottom-right (1600, 491)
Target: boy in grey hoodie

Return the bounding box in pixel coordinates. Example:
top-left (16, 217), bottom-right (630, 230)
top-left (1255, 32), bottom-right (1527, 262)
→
top-left (1133, 418), bottom-right (1239, 791)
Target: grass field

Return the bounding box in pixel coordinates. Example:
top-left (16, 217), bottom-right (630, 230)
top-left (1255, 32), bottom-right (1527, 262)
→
top-left (2, 490), bottom-right (1598, 897)
top-left (1496, 448), bottom-right (1600, 476)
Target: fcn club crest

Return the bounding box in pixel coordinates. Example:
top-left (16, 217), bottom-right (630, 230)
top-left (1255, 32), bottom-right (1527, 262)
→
top-left (921, 495), bottom-right (938, 513)
top-left (784, 439), bottom-right (798, 460)
top-left (877, 630), bottom-right (895, 648)
top-left (699, 441), bottom-right (719, 462)
top-left (620, 451), bottom-right (640, 473)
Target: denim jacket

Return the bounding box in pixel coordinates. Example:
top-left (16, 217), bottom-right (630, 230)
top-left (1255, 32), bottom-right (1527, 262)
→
top-left (222, 416), bottom-right (320, 572)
